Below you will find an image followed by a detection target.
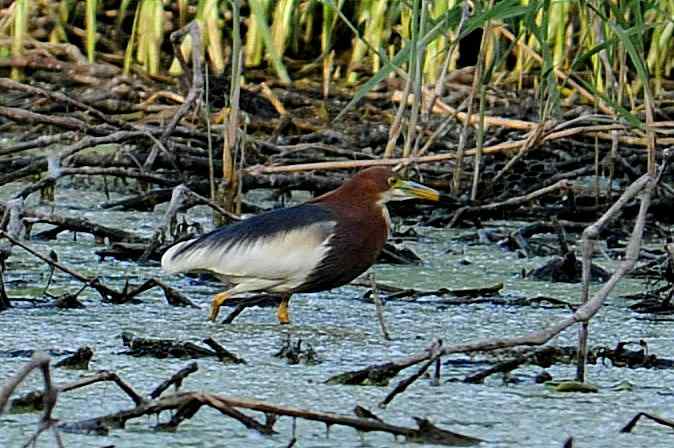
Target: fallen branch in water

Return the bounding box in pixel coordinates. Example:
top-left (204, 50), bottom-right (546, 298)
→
top-left (0, 229), bottom-right (123, 301)
top-left (0, 201), bottom-right (146, 243)
top-left (0, 353), bottom-right (63, 447)
top-left (63, 389), bottom-right (482, 445)
top-left (1, 356), bottom-right (481, 445)
top-left (8, 370), bottom-right (145, 414)
top-left (355, 280), bottom-right (504, 302)
top-left (621, 412), bottom-right (674, 433)
top-left (0, 230), bottom-right (197, 307)
top-left (379, 339), bottom-right (443, 408)
top-left (120, 332), bottom-right (245, 363)
top-left (326, 168), bottom-right (658, 386)
top-left (149, 362), bottom-right (199, 399)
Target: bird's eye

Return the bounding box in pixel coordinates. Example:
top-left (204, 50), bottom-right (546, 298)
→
top-left (387, 177), bottom-right (396, 187)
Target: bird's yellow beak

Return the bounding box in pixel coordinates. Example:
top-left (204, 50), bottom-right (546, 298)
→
top-left (391, 179), bottom-right (440, 202)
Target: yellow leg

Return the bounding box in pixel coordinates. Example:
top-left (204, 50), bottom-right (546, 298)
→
top-left (277, 294), bottom-right (291, 325)
top-left (209, 291), bottom-right (231, 322)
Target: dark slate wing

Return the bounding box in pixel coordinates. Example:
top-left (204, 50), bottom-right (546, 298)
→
top-left (175, 203), bottom-right (337, 258)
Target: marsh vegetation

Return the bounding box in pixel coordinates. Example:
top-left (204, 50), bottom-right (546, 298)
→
top-left (1, 0), bottom-right (674, 446)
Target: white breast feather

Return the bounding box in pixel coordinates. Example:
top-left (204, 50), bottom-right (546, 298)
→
top-left (161, 221), bottom-right (336, 292)
top-left (380, 205), bottom-right (391, 239)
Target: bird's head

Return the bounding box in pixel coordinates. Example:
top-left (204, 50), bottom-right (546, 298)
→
top-left (350, 167), bottom-right (440, 204)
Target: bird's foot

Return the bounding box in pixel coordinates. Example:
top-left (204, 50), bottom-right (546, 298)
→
top-left (209, 291), bottom-right (231, 322)
top-left (208, 306), bottom-right (220, 322)
top-left (276, 295), bottom-right (291, 324)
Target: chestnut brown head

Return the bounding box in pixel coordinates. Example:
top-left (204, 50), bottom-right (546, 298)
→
top-left (345, 167), bottom-right (440, 204)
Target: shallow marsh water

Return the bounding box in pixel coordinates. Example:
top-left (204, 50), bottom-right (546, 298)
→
top-left (1, 184), bottom-right (674, 447)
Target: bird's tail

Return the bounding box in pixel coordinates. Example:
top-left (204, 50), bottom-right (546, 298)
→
top-left (161, 239), bottom-right (198, 274)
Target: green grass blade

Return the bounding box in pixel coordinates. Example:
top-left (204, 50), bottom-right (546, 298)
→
top-left (249, 0), bottom-right (291, 84)
top-left (11, 0), bottom-right (29, 80)
top-left (85, 0), bottom-right (97, 63)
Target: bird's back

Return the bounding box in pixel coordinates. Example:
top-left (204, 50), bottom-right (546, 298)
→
top-left (161, 204), bottom-right (337, 290)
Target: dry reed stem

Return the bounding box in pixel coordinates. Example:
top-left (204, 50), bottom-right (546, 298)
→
top-left (395, 90), bottom-right (537, 130)
top-left (260, 82), bottom-right (288, 116)
top-left (246, 123), bottom-right (630, 175)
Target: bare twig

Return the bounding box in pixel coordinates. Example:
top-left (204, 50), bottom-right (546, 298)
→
top-left (379, 340), bottom-right (442, 408)
top-left (0, 230), bottom-right (123, 301)
top-left (246, 123), bottom-right (633, 175)
top-left (368, 274), bottom-right (391, 341)
top-left (143, 21), bottom-right (204, 171)
top-left (448, 180), bottom-right (572, 227)
top-left (329, 166), bottom-right (661, 385)
top-left (0, 353), bottom-right (62, 448)
top-left (621, 412), bottom-right (674, 433)
top-left (150, 362), bottom-right (199, 399)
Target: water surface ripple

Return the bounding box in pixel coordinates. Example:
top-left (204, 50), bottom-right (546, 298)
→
top-left (1, 186), bottom-right (673, 447)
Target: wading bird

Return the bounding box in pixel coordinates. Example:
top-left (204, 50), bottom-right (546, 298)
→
top-left (161, 167), bottom-right (439, 324)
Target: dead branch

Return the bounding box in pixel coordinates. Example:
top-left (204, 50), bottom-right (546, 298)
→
top-left (355, 280), bottom-right (504, 302)
top-left (0, 229), bottom-right (198, 307)
top-left (53, 346), bottom-right (93, 370)
top-left (621, 412), bottom-right (674, 433)
top-left (463, 347), bottom-right (559, 384)
top-left (149, 362), bottom-right (199, 399)
top-left (327, 168), bottom-right (658, 384)
top-left (0, 130), bottom-right (149, 187)
top-left (124, 277), bottom-right (199, 308)
top-left (14, 167), bottom-right (180, 200)
top-left (63, 387), bottom-right (480, 444)
top-left (0, 353), bottom-right (63, 447)
top-left (121, 332), bottom-right (245, 363)
top-left (0, 78), bottom-right (126, 130)
top-left (379, 340), bottom-right (443, 408)
top-left (10, 370), bottom-right (144, 414)
top-left (0, 199), bottom-right (24, 309)
top-left (0, 105), bottom-right (100, 133)
top-left (202, 337), bottom-right (247, 364)
top-left (448, 179), bottom-right (572, 227)
top-left (143, 21), bottom-right (204, 171)
top-left (208, 394), bottom-right (481, 445)
top-left (0, 201), bottom-right (146, 243)
top-left (0, 229), bottom-right (124, 301)
top-left (246, 120), bottom-right (669, 176)
top-left (0, 131), bottom-right (76, 157)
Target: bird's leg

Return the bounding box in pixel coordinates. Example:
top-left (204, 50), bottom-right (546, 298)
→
top-left (276, 294), bottom-right (292, 325)
top-left (209, 291), bottom-right (231, 322)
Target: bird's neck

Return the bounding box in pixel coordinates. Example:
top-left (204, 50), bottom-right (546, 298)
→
top-left (380, 203), bottom-right (391, 239)
top-left (312, 183), bottom-right (377, 213)
top-left (313, 186), bottom-right (390, 238)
